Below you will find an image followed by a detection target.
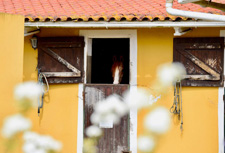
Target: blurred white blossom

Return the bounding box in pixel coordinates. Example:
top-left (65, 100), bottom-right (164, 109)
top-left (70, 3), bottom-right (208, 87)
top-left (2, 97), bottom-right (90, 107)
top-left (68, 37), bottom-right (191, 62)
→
top-left (14, 81), bottom-right (43, 107)
top-left (83, 138), bottom-right (98, 153)
top-left (23, 142), bottom-right (46, 153)
top-left (23, 141), bottom-right (37, 153)
top-left (91, 95), bottom-right (128, 125)
top-left (144, 107), bottom-right (171, 134)
top-left (124, 88), bottom-right (159, 110)
top-left (23, 131), bottom-right (62, 153)
top-left (86, 125), bottom-right (102, 137)
top-left (157, 62), bottom-right (186, 87)
top-left (32, 149), bottom-right (46, 153)
top-left (1, 114), bottom-right (31, 138)
top-left (138, 136), bottom-right (155, 152)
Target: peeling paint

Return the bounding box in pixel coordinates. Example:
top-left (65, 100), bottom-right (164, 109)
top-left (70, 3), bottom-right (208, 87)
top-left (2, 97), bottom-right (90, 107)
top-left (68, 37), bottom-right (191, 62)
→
top-left (85, 87), bottom-right (105, 107)
top-left (206, 58), bottom-right (217, 68)
top-left (77, 57), bottom-right (80, 66)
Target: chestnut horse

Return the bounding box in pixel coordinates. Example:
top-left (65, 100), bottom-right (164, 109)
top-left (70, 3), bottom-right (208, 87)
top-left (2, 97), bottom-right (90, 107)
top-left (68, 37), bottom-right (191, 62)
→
top-left (111, 56), bottom-right (124, 84)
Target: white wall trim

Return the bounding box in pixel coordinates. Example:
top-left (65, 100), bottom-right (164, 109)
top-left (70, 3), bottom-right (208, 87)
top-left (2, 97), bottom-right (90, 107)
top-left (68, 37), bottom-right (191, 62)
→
top-left (78, 30), bottom-right (138, 153)
top-left (25, 21), bottom-right (225, 28)
top-left (219, 30), bottom-right (225, 153)
top-left (218, 88), bottom-right (224, 153)
top-left (77, 84), bottom-right (84, 153)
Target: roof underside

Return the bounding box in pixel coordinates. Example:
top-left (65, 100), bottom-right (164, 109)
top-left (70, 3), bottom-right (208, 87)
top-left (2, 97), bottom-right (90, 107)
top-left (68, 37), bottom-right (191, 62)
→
top-left (0, 0), bottom-right (225, 22)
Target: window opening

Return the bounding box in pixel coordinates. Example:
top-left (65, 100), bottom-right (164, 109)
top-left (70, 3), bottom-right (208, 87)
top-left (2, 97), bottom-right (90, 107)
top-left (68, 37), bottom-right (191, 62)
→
top-left (89, 38), bottom-right (130, 84)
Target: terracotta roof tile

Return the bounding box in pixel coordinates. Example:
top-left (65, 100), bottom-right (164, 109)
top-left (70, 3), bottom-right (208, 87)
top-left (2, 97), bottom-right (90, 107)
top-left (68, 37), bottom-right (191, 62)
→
top-left (0, 0), bottom-right (224, 22)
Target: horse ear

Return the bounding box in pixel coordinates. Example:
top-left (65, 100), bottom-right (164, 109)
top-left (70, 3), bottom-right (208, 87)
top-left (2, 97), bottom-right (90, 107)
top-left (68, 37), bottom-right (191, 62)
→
top-left (120, 56), bottom-right (124, 62)
top-left (113, 56), bottom-right (117, 62)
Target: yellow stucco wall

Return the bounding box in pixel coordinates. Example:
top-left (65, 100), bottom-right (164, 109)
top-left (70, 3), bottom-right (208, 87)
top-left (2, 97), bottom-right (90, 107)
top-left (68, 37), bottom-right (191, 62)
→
top-left (0, 13), bottom-right (24, 152)
top-left (22, 27), bottom-right (224, 153)
top-left (137, 27), bottom-right (224, 153)
top-left (23, 28), bottom-right (80, 153)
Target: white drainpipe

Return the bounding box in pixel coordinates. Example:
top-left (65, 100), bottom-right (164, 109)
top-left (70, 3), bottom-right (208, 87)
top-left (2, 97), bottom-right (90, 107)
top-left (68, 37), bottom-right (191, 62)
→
top-left (178, 0), bottom-right (203, 4)
top-left (166, 0), bottom-right (225, 22)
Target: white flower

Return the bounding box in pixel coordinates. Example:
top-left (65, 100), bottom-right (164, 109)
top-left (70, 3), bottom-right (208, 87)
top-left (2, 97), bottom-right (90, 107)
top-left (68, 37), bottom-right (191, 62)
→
top-left (104, 95), bottom-right (128, 117)
top-left (91, 112), bottom-right (120, 125)
top-left (123, 88), bottom-right (155, 110)
top-left (138, 136), bottom-right (155, 152)
top-left (23, 132), bottom-right (62, 153)
top-left (94, 99), bottom-right (112, 115)
top-left (95, 95), bottom-right (128, 116)
top-left (32, 149), bottom-right (46, 153)
top-left (23, 142), bottom-right (37, 153)
top-left (14, 81), bottom-right (43, 106)
top-left (83, 138), bottom-right (98, 153)
top-left (32, 148), bottom-right (48, 153)
top-left (157, 62), bottom-right (186, 87)
top-left (144, 107), bottom-right (171, 134)
top-left (23, 141), bottom-right (47, 153)
top-left (86, 125), bottom-right (102, 137)
top-left (91, 95), bottom-right (128, 125)
top-left (90, 113), bottom-right (101, 125)
top-left (102, 112), bottom-right (120, 124)
top-left (1, 114), bottom-right (31, 138)
top-left (38, 135), bottom-right (62, 151)
top-left (23, 131), bottom-right (39, 141)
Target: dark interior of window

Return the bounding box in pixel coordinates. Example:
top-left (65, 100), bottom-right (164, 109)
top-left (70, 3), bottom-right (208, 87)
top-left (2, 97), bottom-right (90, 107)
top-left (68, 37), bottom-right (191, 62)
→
top-left (91, 38), bottom-right (130, 84)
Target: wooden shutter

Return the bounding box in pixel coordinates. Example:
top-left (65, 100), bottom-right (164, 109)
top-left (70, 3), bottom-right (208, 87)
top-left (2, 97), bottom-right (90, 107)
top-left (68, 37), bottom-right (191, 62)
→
top-left (173, 37), bottom-right (224, 87)
top-left (38, 37), bottom-right (84, 84)
top-left (84, 84), bottom-right (129, 153)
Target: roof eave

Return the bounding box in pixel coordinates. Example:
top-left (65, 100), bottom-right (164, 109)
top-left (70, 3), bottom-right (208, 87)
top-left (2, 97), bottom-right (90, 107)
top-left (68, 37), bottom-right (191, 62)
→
top-left (24, 21), bottom-right (225, 28)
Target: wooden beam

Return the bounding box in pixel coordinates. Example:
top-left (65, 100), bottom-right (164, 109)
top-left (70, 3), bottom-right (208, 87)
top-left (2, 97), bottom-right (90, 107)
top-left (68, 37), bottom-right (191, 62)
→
top-left (182, 75), bottom-right (220, 80)
top-left (42, 72), bottom-right (80, 77)
top-left (42, 48), bottom-right (81, 75)
top-left (179, 50), bottom-right (220, 77)
top-left (180, 43), bottom-right (221, 49)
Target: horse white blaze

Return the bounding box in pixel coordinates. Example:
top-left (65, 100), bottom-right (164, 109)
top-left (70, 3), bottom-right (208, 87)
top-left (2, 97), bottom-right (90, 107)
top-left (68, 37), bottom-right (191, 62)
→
top-left (111, 56), bottom-right (124, 84)
top-left (113, 67), bottom-right (120, 84)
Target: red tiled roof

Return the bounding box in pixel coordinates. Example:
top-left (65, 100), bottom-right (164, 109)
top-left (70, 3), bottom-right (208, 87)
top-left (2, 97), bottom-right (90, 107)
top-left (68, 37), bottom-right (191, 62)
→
top-left (0, 0), bottom-right (224, 22)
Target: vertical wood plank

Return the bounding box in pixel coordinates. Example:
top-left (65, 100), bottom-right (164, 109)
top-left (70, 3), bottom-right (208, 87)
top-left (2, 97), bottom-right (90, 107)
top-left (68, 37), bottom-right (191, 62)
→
top-left (84, 84), bottom-right (129, 153)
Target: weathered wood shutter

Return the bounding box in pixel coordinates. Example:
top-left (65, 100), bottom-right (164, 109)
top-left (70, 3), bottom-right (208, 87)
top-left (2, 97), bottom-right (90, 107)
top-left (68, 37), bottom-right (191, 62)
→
top-left (84, 84), bottom-right (129, 153)
top-left (173, 37), bottom-right (224, 87)
top-left (38, 37), bottom-right (84, 84)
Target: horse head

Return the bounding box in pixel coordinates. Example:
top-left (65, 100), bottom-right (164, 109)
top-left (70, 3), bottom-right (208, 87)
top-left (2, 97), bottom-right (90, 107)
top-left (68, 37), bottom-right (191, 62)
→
top-left (111, 56), bottom-right (124, 84)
